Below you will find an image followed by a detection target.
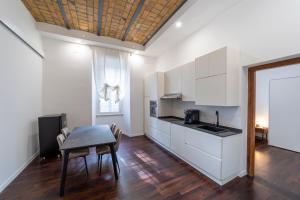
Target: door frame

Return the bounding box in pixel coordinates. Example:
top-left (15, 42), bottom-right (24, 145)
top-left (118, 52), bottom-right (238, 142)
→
top-left (247, 56), bottom-right (300, 176)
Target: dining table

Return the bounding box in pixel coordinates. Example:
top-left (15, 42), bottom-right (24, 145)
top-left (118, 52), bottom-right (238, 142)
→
top-left (59, 125), bottom-right (118, 196)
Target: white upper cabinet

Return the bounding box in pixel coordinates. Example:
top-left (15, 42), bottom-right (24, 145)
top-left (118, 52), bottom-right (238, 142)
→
top-left (195, 74), bottom-right (226, 106)
top-left (164, 67), bottom-right (181, 94)
top-left (209, 47), bottom-right (227, 76)
top-left (195, 47), bottom-right (227, 78)
top-left (181, 62), bottom-right (195, 101)
top-left (195, 47), bottom-right (240, 106)
top-left (195, 53), bottom-right (209, 78)
top-left (147, 72), bottom-right (164, 101)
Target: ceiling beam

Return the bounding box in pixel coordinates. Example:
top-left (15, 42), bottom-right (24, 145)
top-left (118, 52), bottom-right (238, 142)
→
top-left (97, 0), bottom-right (103, 36)
top-left (122, 0), bottom-right (145, 41)
top-left (57, 0), bottom-right (70, 29)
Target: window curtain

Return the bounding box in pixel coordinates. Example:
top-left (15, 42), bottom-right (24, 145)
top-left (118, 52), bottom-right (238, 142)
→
top-left (93, 47), bottom-right (129, 105)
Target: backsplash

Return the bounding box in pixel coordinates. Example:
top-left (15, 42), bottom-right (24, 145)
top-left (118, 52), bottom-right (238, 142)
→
top-left (171, 101), bottom-right (242, 129)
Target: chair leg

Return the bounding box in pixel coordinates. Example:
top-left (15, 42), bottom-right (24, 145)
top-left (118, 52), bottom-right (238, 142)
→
top-left (116, 154), bottom-right (120, 173)
top-left (97, 154), bottom-right (100, 171)
top-left (99, 155), bottom-right (103, 176)
top-left (83, 156), bottom-right (89, 176)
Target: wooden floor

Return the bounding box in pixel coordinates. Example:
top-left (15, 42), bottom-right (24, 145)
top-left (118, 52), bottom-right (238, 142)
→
top-left (1, 136), bottom-right (300, 200)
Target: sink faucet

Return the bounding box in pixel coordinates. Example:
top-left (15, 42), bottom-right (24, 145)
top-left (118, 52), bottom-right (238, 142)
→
top-left (216, 111), bottom-right (219, 127)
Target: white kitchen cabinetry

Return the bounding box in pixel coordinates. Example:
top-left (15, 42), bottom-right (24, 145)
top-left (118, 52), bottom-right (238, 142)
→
top-left (146, 118), bottom-right (242, 185)
top-left (181, 62), bottom-right (195, 101)
top-left (195, 53), bottom-right (209, 78)
top-left (147, 72), bottom-right (164, 101)
top-left (195, 47), bottom-right (240, 106)
top-left (164, 67), bottom-right (181, 94)
top-left (170, 124), bottom-right (185, 157)
top-left (195, 74), bottom-right (226, 106)
top-left (144, 97), bottom-right (150, 135)
top-left (148, 117), bottom-right (171, 148)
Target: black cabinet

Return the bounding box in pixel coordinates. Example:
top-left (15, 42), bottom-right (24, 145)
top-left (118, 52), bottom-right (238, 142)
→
top-left (38, 114), bottom-right (67, 158)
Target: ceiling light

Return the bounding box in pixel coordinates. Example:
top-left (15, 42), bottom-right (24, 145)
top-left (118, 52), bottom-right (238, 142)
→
top-left (134, 50), bottom-right (139, 54)
top-left (175, 21), bottom-right (182, 28)
top-left (75, 39), bottom-right (82, 44)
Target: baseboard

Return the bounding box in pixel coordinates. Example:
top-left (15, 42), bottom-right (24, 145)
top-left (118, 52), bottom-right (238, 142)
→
top-left (238, 170), bottom-right (247, 177)
top-left (123, 132), bottom-right (144, 137)
top-left (0, 150), bottom-right (39, 193)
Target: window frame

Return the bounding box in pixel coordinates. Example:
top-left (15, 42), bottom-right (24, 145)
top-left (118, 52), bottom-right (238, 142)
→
top-left (96, 96), bottom-right (123, 116)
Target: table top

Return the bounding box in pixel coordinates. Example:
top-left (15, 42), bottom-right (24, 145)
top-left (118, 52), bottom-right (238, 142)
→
top-left (60, 125), bottom-right (116, 150)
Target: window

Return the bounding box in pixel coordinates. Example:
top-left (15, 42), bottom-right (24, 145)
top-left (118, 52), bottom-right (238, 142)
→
top-left (99, 98), bottom-right (120, 113)
top-left (93, 47), bottom-right (128, 115)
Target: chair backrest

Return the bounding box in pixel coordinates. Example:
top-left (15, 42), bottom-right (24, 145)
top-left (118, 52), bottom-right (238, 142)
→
top-left (114, 129), bottom-right (122, 152)
top-left (57, 134), bottom-right (66, 155)
top-left (61, 127), bottom-right (70, 138)
top-left (110, 123), bottom-right (117, 134)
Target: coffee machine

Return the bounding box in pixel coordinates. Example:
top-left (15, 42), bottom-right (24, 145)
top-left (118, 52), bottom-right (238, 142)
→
top-left (184, 109), bottom-right (200, 124)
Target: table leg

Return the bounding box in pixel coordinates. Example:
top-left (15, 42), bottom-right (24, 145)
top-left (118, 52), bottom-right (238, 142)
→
top-left (109, 144), bottom-right (119, 180)
top-left (60, 150), bottom-right (69, 196)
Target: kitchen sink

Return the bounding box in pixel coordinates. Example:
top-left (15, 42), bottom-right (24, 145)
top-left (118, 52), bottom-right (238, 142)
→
top-left (197, 125), bottom-right (228, 133)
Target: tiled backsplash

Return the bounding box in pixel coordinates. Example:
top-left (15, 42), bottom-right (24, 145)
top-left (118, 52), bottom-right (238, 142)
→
top-left (171, 101), bottom-right (242, 129)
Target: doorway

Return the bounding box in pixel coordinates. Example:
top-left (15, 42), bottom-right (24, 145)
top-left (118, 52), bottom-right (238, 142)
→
top-left (247, 56), bottom-right (300, 176)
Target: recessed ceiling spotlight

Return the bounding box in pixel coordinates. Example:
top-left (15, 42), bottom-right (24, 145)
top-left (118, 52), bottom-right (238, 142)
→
top-left (175, 21), bottom-right (182, 28)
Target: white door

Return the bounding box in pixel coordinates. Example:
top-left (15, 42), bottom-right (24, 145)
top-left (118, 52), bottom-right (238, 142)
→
top-left (269, 76), bottom-right (300, 152)
top-left (181, 62), bottom-right (195, 101)
top-left (195, 74), bottom-right (226, 106)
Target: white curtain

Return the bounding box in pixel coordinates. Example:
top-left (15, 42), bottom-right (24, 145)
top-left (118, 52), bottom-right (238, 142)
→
top-left (93, 47), bottom-right (128, 105)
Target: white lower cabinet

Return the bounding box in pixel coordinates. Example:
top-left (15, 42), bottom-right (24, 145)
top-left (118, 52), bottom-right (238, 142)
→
top-left (149, 118), bottom-right (171, 148)
top-left (184, 144), bottom-right (222, 179)
top-left (148, 118), bottom-right (241, 185)
top-left (170, 124), bottom-right (185, 157)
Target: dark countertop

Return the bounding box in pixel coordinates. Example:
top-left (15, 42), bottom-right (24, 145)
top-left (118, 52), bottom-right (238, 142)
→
top-left (157, 116), bottom-right (242, 137)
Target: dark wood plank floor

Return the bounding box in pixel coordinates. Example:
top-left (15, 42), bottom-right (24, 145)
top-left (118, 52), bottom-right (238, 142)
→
top-left (1, 135), bottom-right (300, 200)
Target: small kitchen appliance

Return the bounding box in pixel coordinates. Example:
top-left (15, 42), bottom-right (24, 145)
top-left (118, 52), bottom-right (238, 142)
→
top-left (184, 109), bottom-right (200, 124)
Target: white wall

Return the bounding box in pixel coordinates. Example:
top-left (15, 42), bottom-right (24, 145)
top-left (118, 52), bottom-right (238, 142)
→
top-left (156, 0), bottom-right (300, 71)
top-left (95, 54), bottom-right (156, 136)
top-left (256, 64), bottom-right (300, 127)
top-left (171, 101), bottom-right (241, 128)
top-left (42, 37), bottom-right (93, 129)
top-left (0, 0), bottom-right (43, 192)
top-left (42, 36), bottom-right (156, 136)
top-left (155, 0), bottom-right (300, 176)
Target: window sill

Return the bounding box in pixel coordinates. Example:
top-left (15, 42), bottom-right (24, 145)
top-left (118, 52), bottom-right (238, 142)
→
top-left (96, 113), bottom-right (123, 117)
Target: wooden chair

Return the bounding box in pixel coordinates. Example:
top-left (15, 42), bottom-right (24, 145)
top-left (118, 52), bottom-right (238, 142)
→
top-left (56, 134), bottom-right (90, 176)
top-left (96, 129), bottom-right (122, 175)
top-left (61, 127), bottom-right (70, 138)
top-left (110, 123), bottom-right (117, 135)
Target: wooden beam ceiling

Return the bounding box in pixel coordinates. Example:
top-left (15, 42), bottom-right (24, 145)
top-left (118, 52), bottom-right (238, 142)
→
top-left (22, 0), bottom-right (186, 46)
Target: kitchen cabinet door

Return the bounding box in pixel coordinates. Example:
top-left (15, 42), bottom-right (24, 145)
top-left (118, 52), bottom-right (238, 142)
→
top-left (144, 97), bottom-right (150, 135)
top-left (209, 47), bottom-right (227, 76)
top-left (195, 53), bottom-right (209, 78)
top-left (148, 74), bottom-right (157, 100)
top-left (164, 67), bottom-right (181, 94)
top-left (185, 128), bottom-right (222, 158)
top-left (195, 74), bottom-right (226, 106)
top-left (170, 124), bottom-right (185, 157)
top-left (184, 143), bottom-right (222, 179)
top-left (181, 62), bottom-right (195, 101)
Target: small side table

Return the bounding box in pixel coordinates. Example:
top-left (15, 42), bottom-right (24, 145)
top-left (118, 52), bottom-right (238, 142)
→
top-left (255, 126), bottom-right (268, 141)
